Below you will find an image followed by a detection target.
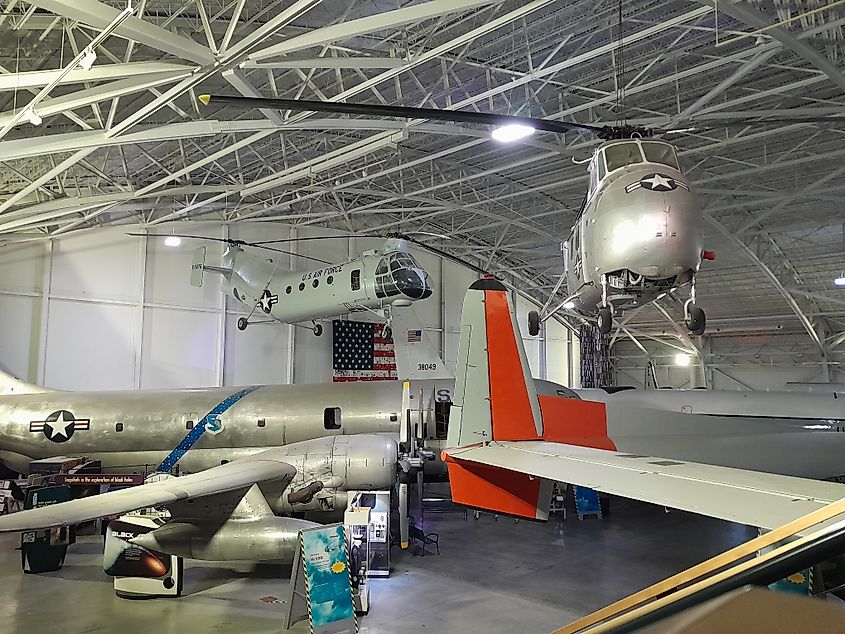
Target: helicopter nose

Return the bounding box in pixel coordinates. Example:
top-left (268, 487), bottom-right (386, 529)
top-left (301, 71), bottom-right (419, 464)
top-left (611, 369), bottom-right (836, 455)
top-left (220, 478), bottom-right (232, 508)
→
top-left (393, 268), bottom-right (432, 299)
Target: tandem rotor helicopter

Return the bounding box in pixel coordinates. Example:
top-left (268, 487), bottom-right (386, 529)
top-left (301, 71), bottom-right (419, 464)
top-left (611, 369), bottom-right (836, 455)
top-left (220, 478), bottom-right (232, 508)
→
top-left (133, 232), bottom-right (434, 336)
top-left (199, 94), bottom-right (844, 337)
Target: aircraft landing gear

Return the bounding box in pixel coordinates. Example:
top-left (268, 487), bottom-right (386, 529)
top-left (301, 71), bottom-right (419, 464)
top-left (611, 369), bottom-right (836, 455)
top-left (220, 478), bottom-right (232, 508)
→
top-left (312, 322), bottom-right (323, 337)
top-left (598, 306), bottom-right (613, 335)
top-left (528, 310), bottom-right (540, 336)
top-left (684, 282), bottom-right (706, 336)
top-left (598, 274), bottom-right (613, 335)
top-left (381, 325), bottom-right (392, 340)
top-left (237, 317), bottom-right (249, 331)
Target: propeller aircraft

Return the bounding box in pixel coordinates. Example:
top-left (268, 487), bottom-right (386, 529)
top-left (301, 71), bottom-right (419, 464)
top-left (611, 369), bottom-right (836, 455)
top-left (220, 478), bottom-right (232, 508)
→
top-left (198, 93), bottom-right (844, 337)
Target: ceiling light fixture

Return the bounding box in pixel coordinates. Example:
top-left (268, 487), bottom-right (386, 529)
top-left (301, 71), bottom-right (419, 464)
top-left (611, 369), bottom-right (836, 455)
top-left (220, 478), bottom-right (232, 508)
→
top-left (675, 353), bottom-right (691, 367)
top-left (80, 49), bottom-right (97, 71)
top-left (27, 109), bottom-right (42, 126)
top-left (563, 301), bottom-right (575, 310)
top-left (491, 124), bottom-right (534, 143)
top-left (164, 235), bottom-right (181, 248)
top-left (835, 275), bottom-right (845, 287)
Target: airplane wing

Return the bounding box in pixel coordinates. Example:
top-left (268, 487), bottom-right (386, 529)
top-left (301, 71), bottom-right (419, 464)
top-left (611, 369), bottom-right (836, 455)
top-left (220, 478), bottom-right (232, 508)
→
top-left (445, 441), bottom-right (845, 532)
top-left (0, 452), bottom-right (295, 532)
top-left (443, 278), bottom-right (845, 532)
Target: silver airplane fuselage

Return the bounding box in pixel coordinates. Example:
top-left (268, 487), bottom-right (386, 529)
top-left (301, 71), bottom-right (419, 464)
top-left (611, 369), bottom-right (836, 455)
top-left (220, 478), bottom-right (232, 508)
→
top-left (1, 378), bottom-right (844, 482)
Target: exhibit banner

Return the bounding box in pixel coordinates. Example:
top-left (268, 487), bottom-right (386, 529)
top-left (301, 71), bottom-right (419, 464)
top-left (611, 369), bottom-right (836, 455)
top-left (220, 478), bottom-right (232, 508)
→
top-left (286, 523), bottom-right (357, 632)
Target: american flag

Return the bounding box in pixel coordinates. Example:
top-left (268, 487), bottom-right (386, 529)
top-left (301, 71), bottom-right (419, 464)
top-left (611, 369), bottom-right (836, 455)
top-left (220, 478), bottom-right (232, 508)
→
top-left (332, 320), bottom-right (397, 382)
top-left (406, 329), bottom-right (422, 343)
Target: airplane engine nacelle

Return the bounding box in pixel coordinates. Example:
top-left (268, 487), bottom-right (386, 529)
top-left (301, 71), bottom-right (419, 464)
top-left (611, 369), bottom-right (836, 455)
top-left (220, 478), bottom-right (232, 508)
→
top-left (270, 434), bottom-right (398, 514)
top-left (131, 516), bottom-right (317, 562)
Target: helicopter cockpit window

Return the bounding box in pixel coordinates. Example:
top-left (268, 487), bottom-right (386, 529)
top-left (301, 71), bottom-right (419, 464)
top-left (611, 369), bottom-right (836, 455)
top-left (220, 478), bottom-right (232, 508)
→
top-left (375, 252), bottom-right (432, 300)
top-left (641, 142), bottom-right (679, 169)
top-left (604, 142), bottom-right (643, 172)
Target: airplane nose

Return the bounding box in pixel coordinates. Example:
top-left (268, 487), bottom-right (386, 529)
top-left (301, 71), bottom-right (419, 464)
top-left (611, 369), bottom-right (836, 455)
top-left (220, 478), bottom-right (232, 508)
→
top-left (393, 268), bottom-right (431, 299)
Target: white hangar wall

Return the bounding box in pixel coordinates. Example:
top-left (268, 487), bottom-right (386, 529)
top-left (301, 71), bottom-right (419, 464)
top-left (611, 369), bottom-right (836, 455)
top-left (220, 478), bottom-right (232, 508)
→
top-left (0, 223), bottom-right (579, 391)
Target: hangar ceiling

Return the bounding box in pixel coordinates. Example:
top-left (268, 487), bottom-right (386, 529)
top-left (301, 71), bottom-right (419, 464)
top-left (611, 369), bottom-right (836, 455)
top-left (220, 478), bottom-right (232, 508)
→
top-left (0, 0), bottom-right (843, 374)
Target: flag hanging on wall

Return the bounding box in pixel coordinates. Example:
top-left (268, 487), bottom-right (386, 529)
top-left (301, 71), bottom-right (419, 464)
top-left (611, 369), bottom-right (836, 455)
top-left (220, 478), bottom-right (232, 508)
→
top-left (332, 320), bottom-right (397, 382)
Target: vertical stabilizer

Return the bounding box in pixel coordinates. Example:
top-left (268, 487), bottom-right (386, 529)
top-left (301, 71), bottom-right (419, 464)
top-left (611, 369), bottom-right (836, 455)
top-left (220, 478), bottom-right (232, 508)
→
top-left (0, 368), bottom-right (50, 396)
top-left (390, 306), bottom-right (453, 380)
top-left (190, 246), bottom-right (206, 288)
top-left (447, 278), bottom-right (543, 449)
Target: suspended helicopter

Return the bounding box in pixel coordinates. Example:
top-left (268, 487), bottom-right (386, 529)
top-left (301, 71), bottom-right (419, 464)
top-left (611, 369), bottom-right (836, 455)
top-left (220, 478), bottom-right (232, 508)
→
top-left (198, 94), bottom-right (844, 337)
top-left (134, 232), bottom-right (434, 336)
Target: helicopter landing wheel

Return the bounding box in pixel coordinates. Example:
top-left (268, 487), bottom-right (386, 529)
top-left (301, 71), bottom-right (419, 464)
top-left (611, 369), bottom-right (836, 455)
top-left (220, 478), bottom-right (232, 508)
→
top-left (598, 306), bottom-right (612, 335)
top-left (528, 310), bottom-right (540, 336)
top-left (313, 323), bottom-right (323, 337)
top-left (237, 317), bottom-right (249, 331)
top-left (686, 305), bottom-right (706, 336)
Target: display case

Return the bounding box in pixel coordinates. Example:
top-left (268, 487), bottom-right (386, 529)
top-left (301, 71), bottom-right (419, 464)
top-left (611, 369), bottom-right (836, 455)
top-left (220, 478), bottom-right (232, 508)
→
top-left (346, 490), bottom-right (391, 577)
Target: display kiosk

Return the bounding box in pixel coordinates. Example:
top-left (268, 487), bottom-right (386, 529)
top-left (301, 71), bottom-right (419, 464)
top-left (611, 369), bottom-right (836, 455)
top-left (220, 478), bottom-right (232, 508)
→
top-left (104, 514), bottom-right (183, 598)
top-left (344, 506), bottom-right (371, 614)
top-left (346, 490), bottom-right (391, 577)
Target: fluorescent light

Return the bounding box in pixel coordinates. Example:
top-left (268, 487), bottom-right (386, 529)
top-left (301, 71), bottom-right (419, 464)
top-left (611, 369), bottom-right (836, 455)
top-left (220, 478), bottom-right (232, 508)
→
top-left (164, 236), bottom-right (181, 248)
top-left (675, 353), bottom-right (691, 367)
top-left (80, 49), bottom-right (97, 71)
top-left (27, 109), bottom-right (42, 126)
top-left (835, 276), bottom-right (845, 286)
top-left (491, 124), bottom-right (535, 143)
top-left (563, 301), bottom-right (575, 310)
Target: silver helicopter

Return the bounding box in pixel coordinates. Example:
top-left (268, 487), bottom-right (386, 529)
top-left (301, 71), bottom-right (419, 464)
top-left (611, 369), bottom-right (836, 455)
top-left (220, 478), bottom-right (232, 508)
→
top-left (136, 232), bottom-right (433, 337)
top-left (199, 94), bottom-right (841, 337)
top-left (528, 138), bottom-right (715, 336)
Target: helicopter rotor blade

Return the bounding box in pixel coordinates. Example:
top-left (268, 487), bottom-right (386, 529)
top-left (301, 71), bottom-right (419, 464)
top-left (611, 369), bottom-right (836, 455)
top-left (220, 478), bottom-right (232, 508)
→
top-left (126, 232), bottom-right (332, 264)
top-left (659, 115), bottom-right (845, 136)
top-left (198, 94), bottom-right (605, 137)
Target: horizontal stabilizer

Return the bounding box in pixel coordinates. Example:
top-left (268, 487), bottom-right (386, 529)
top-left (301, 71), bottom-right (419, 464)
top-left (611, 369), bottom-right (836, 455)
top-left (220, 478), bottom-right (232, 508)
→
top-left (0, 368), bottom-right (50, 396)
top-left (190, 246), bottom-right (206, 287)
top-left (445, 442), bottom-right (845, 532)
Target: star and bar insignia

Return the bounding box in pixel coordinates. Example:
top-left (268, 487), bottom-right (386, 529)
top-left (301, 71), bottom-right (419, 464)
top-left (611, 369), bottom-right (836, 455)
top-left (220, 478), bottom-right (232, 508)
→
top-left (625, 173), bottom-right (690, 194)
top-left (258, 289), bottom-right (279, 314)
top-left (30, 410), bottom-right (90, 443)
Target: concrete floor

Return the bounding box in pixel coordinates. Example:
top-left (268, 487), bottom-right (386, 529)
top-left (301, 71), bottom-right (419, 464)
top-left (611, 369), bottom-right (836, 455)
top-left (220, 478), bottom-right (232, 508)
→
top-left (0, 496), bottom-right (756, 633)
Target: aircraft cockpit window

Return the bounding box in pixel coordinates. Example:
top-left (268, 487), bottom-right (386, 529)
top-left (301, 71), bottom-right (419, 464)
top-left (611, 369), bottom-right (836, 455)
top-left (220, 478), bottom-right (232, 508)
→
top-left (604, 143), bottom-right (643, 172)
top-left (642, 142), bottom-right (679, 169)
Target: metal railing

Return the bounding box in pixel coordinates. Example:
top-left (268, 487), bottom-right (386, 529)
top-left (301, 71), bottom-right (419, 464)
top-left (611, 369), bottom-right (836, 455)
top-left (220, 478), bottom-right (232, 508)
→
top-left (558, 496), bottom-right (845, 633)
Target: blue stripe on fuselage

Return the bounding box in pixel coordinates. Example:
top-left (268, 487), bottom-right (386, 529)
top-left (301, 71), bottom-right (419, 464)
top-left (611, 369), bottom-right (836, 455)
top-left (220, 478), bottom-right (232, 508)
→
top-left (156, 386), bottom-right (260, 472)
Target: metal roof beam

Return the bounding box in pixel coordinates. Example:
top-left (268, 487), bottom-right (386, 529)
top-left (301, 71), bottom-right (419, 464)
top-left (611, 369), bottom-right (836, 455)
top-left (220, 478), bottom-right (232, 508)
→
top-left (247, 0), bottom-right (502, 62)
top-left (697, 0), bottom-right (845, 93)
top-left (27, 0), bottom-right (216, 65)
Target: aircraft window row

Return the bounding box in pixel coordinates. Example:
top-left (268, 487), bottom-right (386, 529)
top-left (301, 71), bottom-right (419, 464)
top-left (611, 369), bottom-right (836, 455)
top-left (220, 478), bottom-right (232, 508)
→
top-left (641, 142), bottom-right (679, 169)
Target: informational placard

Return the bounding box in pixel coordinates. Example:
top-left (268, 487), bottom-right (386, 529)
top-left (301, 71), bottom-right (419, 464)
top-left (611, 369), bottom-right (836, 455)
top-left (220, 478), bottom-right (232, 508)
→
top-left (54, 474), bottom-right (144, 486)
top-left (105, 515), bottom-right (182, 599)
top-left (284, 524), bottom-right (357, 633)
top-left (21, 485), bottom-right (74, 573)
